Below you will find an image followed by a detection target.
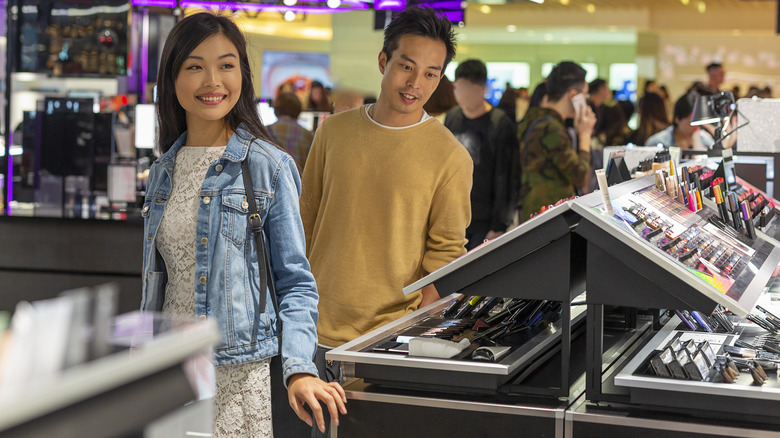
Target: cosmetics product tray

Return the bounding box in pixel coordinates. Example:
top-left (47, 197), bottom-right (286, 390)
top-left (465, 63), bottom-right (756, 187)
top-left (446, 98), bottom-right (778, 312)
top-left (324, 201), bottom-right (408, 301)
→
top-left (614, 315), bottom-right (780, 420)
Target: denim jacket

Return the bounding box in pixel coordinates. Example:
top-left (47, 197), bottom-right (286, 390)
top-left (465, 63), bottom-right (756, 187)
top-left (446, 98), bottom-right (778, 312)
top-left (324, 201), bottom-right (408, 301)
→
top-left (141, 125), bottom-right (319, 383)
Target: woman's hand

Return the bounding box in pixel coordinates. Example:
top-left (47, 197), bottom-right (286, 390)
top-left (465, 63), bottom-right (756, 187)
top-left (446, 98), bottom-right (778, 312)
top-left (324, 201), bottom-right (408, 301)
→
top-left (287, 373), bottom-right (347, 433)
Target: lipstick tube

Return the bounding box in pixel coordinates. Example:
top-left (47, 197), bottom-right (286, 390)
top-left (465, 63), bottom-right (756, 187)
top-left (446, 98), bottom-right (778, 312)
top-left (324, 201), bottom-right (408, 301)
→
top-left (713, 185), bottom-right (729, 224)
top-left (695, 190), bottom-right (703, 210)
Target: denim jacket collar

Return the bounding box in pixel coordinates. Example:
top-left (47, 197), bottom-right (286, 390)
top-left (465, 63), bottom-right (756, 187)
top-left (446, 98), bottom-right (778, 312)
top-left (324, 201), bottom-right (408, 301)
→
top-left (156, 124), bottom-right (253, 166)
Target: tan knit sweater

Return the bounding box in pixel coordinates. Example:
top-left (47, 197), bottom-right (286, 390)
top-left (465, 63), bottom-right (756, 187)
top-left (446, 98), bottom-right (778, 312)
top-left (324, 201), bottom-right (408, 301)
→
top-left (301, 106), bottom-right (473, 347)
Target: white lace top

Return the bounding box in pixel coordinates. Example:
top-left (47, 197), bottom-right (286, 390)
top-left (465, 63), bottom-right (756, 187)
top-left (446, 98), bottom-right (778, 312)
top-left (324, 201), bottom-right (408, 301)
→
top-left (158, 145), bottom-right (273, 438)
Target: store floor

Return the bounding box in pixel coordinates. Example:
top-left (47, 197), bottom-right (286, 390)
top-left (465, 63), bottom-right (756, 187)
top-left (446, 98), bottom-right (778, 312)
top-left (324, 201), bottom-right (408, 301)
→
top-left (145, 398), bottom-right (214, 437)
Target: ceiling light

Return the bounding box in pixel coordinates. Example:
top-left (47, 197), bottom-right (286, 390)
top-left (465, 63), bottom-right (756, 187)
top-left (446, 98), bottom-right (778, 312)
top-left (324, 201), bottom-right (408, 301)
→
top-left (327, 0), bottom-right (340, 7)
top-left (681, 0), bottom-right (689, 5)
top-left (697, 1), bottom-right (706, 13)
top-left (283, 10), bottom-right (295, 21)
top-left (559, 0), bottom-right (569, 4)
top-left (528, 0), bottom-right (544, 3)
top-left (507, 25), bottom-right (517, 32)
top-left (283, 0), bottom-right (296, 5)
top-left (480, 5), bottom-right (491, 13)
top-left (586, 3), bottom-right (595, 13)
top-left (544, 33), bottom-right (553, 41)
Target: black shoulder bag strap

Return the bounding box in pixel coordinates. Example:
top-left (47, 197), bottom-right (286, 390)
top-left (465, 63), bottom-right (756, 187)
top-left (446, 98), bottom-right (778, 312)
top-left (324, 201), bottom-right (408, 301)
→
top-left (241, 159), bottom-right (281, 327)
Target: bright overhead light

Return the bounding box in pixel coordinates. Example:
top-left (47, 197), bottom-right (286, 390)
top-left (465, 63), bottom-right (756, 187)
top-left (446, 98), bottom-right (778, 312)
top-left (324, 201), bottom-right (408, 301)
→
top-left (697, 1), bottom-right (706, 13)
top-left (283, 10), bottom-right (295, 21)
top-left (327, 0), bottom-right (340, 7)
top-left (586, 3), bottom-right (595, 13)
top-left (480, 4), bottom-right (491, 13)
top-left (528, 0), bottom-right (544, 3)
top-left (681, 0), bottom-right (690, 5)
top-left (507, 25), bottom-right (517, 32)
top-left (283, 0), bottom-right (296, 5)
top-left (560, 0), bottom-right (569, 4)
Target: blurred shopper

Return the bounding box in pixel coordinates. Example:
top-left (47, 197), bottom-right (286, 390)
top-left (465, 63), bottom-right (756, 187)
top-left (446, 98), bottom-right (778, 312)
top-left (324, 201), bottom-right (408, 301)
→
top-left (518, 61), bottom-right (595, 221)
top-left (268, 92), bottom-right (314, 171)
top-left (585, 103), bottom-right (629, 193)
top-left (497, 82), bottom-right (518, 123)
top-left (307, 80), bottom-right (331, 112)
top-left (445, 59), bottom-right (516, 249)
top-left (300, 7), bottom-right (471, 436)
top-left (588, 78), bottom-right (610, 110)
top-left (332, 89), bottom-right (365, 114)
top-left (423, 75), bottom-right (457, 123)
top-left (646, 94), bottom-right (714, 151)
top-left (627, 92), bottom-right (668, 145)
top-left (705, 62), bottom-right (725, 95)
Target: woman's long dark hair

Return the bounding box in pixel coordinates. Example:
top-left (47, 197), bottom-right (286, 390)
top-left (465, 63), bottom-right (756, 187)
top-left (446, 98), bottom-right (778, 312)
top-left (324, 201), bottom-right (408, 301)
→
top-left (155, 12), bottom-right (276, 155)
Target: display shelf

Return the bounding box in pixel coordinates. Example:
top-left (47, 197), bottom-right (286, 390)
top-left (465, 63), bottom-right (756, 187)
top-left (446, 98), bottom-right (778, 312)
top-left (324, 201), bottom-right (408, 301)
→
top-left (571, 175), bottom-right (780, 404)
top-left (0, 312), bottom-right (220, 438)
top-left (331, 200), bottom-right (587, 398)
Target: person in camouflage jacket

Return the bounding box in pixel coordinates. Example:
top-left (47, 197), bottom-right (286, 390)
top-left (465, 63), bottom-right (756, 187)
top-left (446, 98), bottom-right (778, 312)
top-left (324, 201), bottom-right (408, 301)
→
top-left (518, 61), bottom-right (596, 221)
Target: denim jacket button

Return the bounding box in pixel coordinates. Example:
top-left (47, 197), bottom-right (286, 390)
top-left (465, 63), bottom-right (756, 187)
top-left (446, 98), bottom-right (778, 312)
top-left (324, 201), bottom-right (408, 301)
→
top-left (215, 164), bottom-right (223, 172)
top-left (199, 276), bottom-right (207, 284)
top-left (203, 196), bottom-right (211, 205)
top-left (242, 201), bottom-right (249, 209)
top-left (142, 204), bottom-right (149, 213)
top-left (201, 237), bottom-right (208, 245)
top-left (199, 314), bottom-right (207, 320)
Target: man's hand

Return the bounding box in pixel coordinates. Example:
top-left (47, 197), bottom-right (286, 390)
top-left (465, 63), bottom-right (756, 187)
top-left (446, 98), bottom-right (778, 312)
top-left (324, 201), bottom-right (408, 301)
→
top-left (574, 104), bottom-right (597, 145)
top-left (287, 373), bottom-right (347, 433)
top-left (419, 283), bottom-right (440, 308)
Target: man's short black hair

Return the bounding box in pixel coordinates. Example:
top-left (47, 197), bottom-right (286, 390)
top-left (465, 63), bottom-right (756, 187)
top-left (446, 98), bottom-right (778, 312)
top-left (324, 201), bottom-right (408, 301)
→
top-left (454, 59), bottom-right (487, 85)
top-left (589, 78), bottom-right (607, 94)
top-left (545, 61), bottom-right (587, 102)
top-left (706, 62), bottom-right (722, 73)
top-left (382, 6), bottom-right (456, 69)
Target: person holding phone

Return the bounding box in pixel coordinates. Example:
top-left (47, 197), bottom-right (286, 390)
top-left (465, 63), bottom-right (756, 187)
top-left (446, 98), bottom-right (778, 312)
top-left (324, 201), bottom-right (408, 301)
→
top-left (517, 61), bottom-right (596, 221)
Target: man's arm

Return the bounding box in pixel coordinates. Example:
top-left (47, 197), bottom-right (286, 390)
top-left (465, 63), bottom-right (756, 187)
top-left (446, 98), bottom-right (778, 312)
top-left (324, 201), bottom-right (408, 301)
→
top-left (299, 129), bottom-right (326, 254)
top-left (421, 156), bottom-right (474, 277)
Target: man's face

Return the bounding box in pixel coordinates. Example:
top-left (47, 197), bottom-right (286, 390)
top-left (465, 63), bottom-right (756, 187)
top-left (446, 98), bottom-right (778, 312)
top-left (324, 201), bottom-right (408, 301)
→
top-left (709, 66), bottom-right (725, 86)
top-left (376, 34), bottom-right (447, 126)
top-left (452, 78), bottom-right (486, 110)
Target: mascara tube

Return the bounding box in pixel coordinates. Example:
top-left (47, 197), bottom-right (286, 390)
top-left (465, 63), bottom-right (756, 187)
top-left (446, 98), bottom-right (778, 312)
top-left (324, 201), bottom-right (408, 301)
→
top-left (442, 294), bottom-right (467, 318)
top-left (454, 295), bottom-right (485, 319)
top-left (713, 185), bottom-right (729, 224)
top-left (741, 200), bottom-right (756, 240)
top-left (729, 193), bottom-right (742, 231)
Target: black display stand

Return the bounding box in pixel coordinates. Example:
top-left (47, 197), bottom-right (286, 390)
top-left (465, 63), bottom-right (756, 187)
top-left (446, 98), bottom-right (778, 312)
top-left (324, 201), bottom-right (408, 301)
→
top-left (398, 204), bottom-right (587, 398)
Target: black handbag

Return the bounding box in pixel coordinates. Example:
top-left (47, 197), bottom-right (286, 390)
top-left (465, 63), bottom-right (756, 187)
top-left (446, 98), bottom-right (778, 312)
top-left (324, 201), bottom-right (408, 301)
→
top-left (241, 159), bottom-right (281, 331)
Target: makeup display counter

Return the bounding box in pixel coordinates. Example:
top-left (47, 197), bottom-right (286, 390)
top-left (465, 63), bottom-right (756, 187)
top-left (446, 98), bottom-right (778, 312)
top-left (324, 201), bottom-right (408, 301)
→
top-left (569, 175), bottom-right (780, 435)
top-left (330, 199), bottom-right (654, 437)
top-left (0, 312), bottom-right (220, 438)
top-left (333, 174), bottom-right (780, 437)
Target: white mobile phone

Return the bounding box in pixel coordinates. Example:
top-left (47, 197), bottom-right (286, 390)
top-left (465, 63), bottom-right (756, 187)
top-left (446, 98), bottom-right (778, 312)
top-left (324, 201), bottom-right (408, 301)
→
top-left (572, 93), bottom-right (587, 117)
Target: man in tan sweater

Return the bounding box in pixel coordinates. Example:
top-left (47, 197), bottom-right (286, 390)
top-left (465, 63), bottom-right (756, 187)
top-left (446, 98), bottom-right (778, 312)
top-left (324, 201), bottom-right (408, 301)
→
top-left (301, 6), bottom-right (472, 383)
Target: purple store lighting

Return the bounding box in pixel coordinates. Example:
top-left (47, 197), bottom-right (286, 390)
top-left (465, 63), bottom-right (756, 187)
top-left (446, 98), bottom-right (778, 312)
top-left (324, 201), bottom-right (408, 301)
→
top-left (418, 1), bottom-right (465, 10)
top-left (6, 132), bottom-right (12, 214)
top-left (179, 0), bottom-right (364, 13)
top-left (374, 0), bottom-right (406, 10)
top-left (131, 0), bottom-right (178, 7)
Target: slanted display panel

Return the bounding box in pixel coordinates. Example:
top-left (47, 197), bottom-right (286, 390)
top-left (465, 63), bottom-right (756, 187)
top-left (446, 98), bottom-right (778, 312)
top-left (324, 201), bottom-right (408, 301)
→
top-left (573, 175), bottom-right (780, 317)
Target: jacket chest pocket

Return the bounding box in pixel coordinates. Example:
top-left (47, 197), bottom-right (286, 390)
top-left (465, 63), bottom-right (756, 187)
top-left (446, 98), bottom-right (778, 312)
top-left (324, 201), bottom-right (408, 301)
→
top-left (221, 192), bottom-right (267, 246)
